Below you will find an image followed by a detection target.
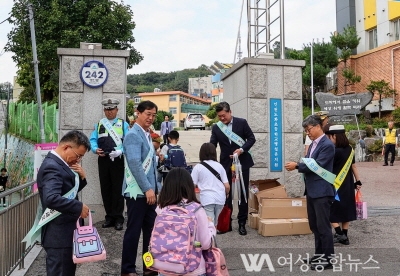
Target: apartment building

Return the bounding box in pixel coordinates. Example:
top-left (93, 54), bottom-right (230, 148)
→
top-left (336, 0), bottom-right (400, 111)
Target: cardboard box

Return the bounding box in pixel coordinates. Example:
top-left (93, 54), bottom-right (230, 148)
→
top-left (249, 179), bottom-right (287, 211)
top-left (259, 218), bottom-right (312, 237)
top-left (248, 207), bottom-right (257, 214)
top-left (248, 213), bottom-right (259, 229)
top-left (259, 198), bottom-right (307, 219)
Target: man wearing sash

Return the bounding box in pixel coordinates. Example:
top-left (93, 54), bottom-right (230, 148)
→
top-left (285, 115), bottom-right (335, 270)
top-left (121, 101), bottom-right (160, 276)
top-left (304, 111), bottom-right (329, 156)
top-left (210, 101), bottom-right (256, 236)
top-left (90, 98), bottom-right (129, 231)
top-left (37, 130), bottom-right (90, 276)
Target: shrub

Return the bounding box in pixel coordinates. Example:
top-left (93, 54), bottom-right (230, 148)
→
top-left (372, 117), bottom-right (388, 128)
top-left (367, 139), bottom-right (383, 154)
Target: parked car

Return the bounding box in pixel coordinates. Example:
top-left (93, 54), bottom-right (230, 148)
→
top-left (184, 113), bottom-right (206, 130)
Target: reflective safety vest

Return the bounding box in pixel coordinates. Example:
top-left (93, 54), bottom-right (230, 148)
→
top-left (97, 119), bottom-right (124, 152)
top-left (384, 128), bottom-right (397, 144)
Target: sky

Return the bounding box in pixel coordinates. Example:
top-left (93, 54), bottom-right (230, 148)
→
top-left (0, 0), bottom-right (336, 84)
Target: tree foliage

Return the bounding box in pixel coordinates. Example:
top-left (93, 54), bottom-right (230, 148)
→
top-left (288, 41), bottom-right (338, 108)
top-left (6, 0), bottom-right (143, 103)
top-left (366, 80), bottom-right (397, 119)
top-left (154, 111), bottom-right (174, 130)
top-left (127, 65), bottom-right (211, 93)
top-left (330, 26), bottom-right (361, 92)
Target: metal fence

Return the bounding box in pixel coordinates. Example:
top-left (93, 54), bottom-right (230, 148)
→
top-left (0, 181), bottom-right (39, 276)
top-left (8, 101), bottom-right (58, 143)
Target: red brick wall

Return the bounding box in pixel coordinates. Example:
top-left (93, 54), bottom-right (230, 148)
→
top-left (336, 41), bottom-right (400, 106)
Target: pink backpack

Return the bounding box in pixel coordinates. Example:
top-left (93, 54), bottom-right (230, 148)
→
top-left (72, 212), bottom-right (106, 264)
top-left (202, 237), bottom-right (229, 276)
top-left (147, 201), bottom-right (202, 275)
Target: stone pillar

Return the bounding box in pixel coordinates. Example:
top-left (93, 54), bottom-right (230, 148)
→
top-left (57, 43), bottom-right (130, 222)
top-left (222, 58), bottom-right (305, 197)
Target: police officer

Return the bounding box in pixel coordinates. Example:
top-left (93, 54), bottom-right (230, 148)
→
top-left (90, 98), bottom-right (129, 231)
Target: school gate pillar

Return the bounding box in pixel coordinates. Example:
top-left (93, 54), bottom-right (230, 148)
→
top-left (57, 43), bottom-right (130, 222)
top-left (222, 58), bottom-right (305, 197)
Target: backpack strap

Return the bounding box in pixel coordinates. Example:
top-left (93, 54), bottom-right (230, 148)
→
top-left (200, 162), bottom-right (223, 183)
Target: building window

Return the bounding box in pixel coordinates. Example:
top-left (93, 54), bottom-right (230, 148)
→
top-left (169, 95), bottom-right (177, 101)
top-left (394, 18), bottom-right (400, 41)
top-left (368, 28), bottom-right (377, 50)
top-left (169, 107), bottom-right (177, 114)
top-left (134, 97), bottom-right (141, 103)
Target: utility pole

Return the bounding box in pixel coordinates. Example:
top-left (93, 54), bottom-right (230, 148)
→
top-left (3, 83), bottom-right (10, 169)
top-left (28, 3), bottom-right (46, 143)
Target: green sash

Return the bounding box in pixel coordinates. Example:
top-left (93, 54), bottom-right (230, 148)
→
top-left (217, 121), bottom-right (246, 147)
top-left (302, 158), bottom-right (336, 184)
top-left (102, 119), bottom-right (153, 199)
top-left (22, 171), bottom-right (80, 249)
top-left (302, 157), bottom-right (339, 200)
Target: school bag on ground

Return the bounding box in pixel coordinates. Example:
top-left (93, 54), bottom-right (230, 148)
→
top-left (72, 212), bottom-right (106, 264)
top-left (164, 145), bottom-right (193, 173)
top-left (145, 201), bottom-right (203, 275)
top-left (202, 236), bottom-right (229, 276)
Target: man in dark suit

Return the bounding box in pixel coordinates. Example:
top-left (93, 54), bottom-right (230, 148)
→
top-left (210, 101), bottom-right (256, 236)
top-left (37, 130), bottom-right (91, 276)
top-left (121, 101), bottom-right (160, 276)
top-left (285, 115), bottom-right (335, 271)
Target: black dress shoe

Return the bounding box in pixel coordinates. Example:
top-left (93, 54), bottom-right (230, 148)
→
top-left (383, 164), bottom-right (388, 166)
top-left (310, 262), bottom-right (333, 271)
top-left (115, 222), bottom-right (123, 231)
top-left (238, 223), bottom-right (247, 235)
top-left (390, 163), bottom-right (394, 166)
top-left (102, 221), bottom-right (115, 228)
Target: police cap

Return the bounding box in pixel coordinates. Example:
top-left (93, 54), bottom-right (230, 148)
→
top-left (101, 98), bottom-right (120, 110)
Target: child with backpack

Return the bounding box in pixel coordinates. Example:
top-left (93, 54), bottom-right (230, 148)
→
top-left (191, 143), bottom-right (230, 227)
top-left (159, 130), bottom-right (189, 181)
top-left (145, 167), bottom-right (216, 276)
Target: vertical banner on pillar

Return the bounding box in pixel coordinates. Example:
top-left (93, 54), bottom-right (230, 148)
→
top-left (269, 99), bottom-right (283, 172)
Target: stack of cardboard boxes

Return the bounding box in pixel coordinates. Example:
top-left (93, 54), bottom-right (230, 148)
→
top-left (248, 179), bottom-right (312, 237)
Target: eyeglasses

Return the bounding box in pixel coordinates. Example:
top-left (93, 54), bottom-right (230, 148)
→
top-left (304, 126), bottom-right (315, 133)
top-left (69, 146), bottom-right (84, 160)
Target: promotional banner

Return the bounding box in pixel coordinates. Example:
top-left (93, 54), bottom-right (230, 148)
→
top-left (33, 143), bottom-right (58, 181)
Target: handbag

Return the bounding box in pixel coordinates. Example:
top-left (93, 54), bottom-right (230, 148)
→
top-left (72, 212), bottom-right (106, 264)
top-left (355, 190), bottom-right (367, 220)
top-left (202, 236), bottom-right (229, 276)
top-left (216, 205), bottom-right (231, 233)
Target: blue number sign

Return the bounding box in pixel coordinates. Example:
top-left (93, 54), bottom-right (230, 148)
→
top-left (269, 99), bottom-right (283, 172)
top-left (80, 60), bottom-right (108, 88)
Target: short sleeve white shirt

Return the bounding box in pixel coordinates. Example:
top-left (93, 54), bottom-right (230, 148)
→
top-left (191, 160), bottom-right (228, 206)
